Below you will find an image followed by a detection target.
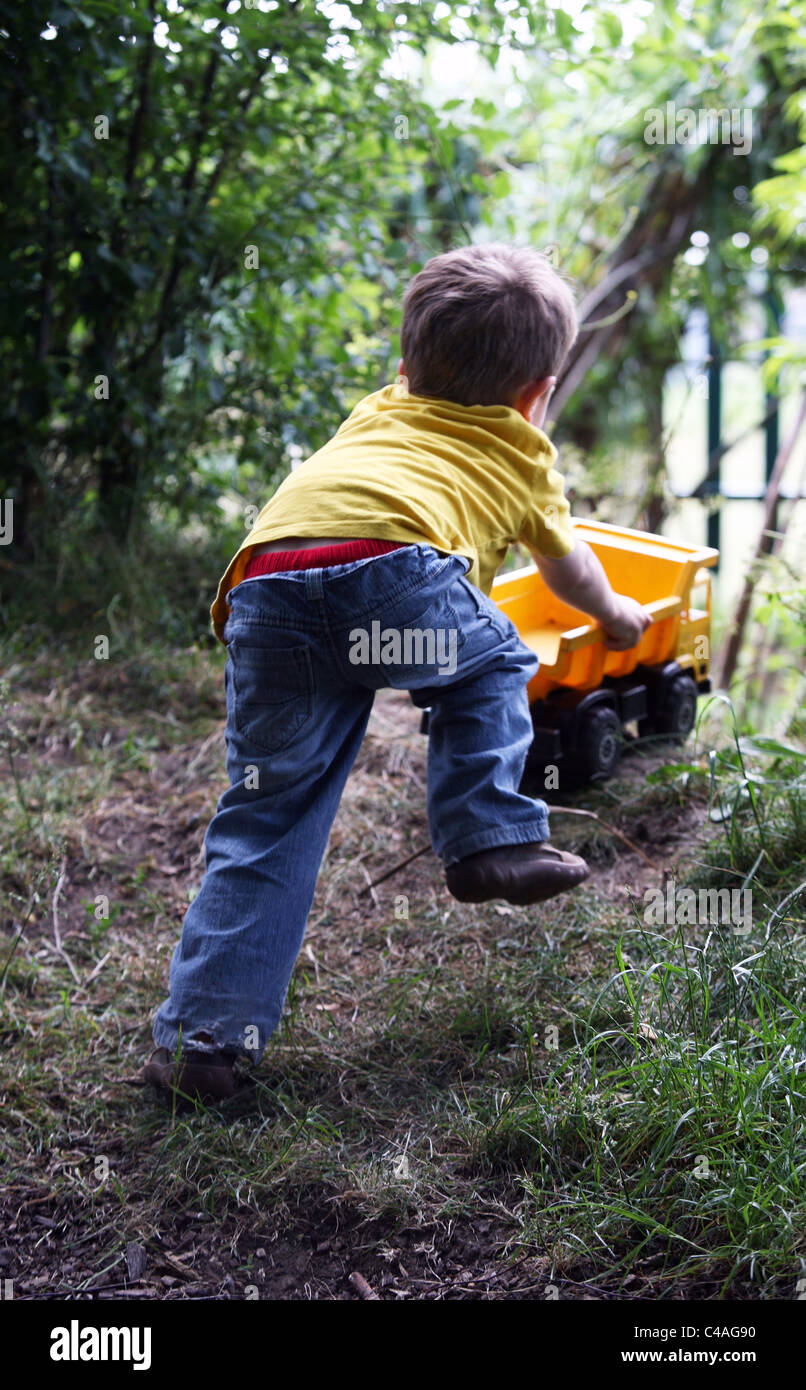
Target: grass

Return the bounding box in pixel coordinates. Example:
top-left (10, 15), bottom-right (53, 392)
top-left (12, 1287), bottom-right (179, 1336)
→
top-left (471, 907), bottom-right (806, 1295)
top-left (0, 628), bottom-right (804, 1300)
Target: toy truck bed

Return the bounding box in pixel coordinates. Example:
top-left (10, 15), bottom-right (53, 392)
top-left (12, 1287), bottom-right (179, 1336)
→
top-left (491, 520), bottom-right (719, 783)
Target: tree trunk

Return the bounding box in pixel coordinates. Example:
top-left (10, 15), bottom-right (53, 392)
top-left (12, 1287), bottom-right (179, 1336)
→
top-left (552, 148), bottom-right (723, 420)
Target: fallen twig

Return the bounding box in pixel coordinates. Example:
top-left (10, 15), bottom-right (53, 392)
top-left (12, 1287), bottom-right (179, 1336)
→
top-left (547, 806), bottom-right (659, 869)
top-left (70, 950), bottom-right (112, 1003)
top-left (51, 855), bottom-right (67, 951)
top-left (51, 855), bottom-right (81, 985)
top-left (358, 844), bottom-right (432, 894)
top-left (359, 862), bottom-right (381, 909)
top-left (359, 805), bottom-right (658, 894)
top-left (349, 1270), bottom-right (380, 1301)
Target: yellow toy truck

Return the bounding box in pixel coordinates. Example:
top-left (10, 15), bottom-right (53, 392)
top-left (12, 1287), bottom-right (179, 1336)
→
top-left (491, 519), bottom-right (719, 784)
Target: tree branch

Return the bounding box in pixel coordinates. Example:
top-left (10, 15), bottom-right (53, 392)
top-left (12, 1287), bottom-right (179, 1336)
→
top-left (718, 386), bottom-right (806, 688)
top-left (552, 149), bottom-right (723, 419)
top-left (124, 3), bottom-right (156, 191)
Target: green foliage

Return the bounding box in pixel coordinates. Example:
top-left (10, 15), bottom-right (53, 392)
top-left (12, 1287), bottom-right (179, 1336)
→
top-left (0, 0), bottom-right (504, 575)
top-left (1, 0), bottom-right (805, 654)
top-left (461, 0), bottom-right (806, 507)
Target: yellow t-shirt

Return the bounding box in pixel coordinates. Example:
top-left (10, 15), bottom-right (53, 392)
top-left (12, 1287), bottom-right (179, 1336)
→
top-left (211, 383), bottom-right (575, 644)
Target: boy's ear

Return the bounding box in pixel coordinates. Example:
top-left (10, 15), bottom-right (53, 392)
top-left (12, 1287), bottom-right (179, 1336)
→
top-left (514, 375), bottom-right (556, 425)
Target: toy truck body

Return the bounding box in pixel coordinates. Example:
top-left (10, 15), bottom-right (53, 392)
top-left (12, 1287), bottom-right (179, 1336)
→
top-left (490, 519), bottom-right (719, 783)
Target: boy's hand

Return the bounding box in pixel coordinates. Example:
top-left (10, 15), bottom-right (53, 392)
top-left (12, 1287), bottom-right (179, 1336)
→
top-left (599, 594), bottom-right (652, 650)
top-left (532, 541), bottom-right (653, 650)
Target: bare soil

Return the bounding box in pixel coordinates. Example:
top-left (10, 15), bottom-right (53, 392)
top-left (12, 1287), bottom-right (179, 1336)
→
top-left (1, 677), bottom-right (714, 1301)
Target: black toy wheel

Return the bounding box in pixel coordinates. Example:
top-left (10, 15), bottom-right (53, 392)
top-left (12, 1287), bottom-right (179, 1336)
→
top-left (655, 673), bottom-right (698, 740)
top-left (575, 706), bottom-right (622, 782)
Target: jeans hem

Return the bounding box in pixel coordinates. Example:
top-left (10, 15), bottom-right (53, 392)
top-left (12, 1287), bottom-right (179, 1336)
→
top-left (152, 1019), bottom-right (257, 1062)
top-left (440, 819), bottom-right (550, 867)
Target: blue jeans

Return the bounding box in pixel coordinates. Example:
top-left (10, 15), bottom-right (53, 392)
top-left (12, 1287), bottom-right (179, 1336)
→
top-left (152, 543), bottom-right (548, 1061)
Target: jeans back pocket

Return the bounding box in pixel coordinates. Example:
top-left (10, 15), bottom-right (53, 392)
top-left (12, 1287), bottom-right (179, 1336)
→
top-left (228, 636), bottom-right (314, 754)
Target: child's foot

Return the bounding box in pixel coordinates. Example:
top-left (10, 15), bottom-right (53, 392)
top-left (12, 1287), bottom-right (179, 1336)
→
top-left (445, 841), bottom-right (589, 906)
top-left (141, 1047), bottom-right (237, 1103)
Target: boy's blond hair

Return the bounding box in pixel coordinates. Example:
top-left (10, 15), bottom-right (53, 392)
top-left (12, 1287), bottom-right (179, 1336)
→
top-left (400, 242), bottom-right (577, 408)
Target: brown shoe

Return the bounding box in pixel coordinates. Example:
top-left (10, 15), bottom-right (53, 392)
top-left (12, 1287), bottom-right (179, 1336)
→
top-left (445, 841), bottom-right (589, 906)
top-left (141, 1047), bottom-right (236, 1103)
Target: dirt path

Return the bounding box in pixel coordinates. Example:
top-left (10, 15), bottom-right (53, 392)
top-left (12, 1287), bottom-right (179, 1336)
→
top-left (1, 678), bottom-right (714, 1300)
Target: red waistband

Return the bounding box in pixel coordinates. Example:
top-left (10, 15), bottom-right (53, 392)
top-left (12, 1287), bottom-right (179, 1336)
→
top-left (243, 538), bottom-right (406, 579)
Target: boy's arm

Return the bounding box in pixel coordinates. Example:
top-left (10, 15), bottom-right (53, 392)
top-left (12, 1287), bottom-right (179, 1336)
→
top-left (530, 539), bottom-right (652, 651)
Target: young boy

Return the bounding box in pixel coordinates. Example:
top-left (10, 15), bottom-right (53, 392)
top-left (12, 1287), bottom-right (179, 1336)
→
top-left (143, 243), bottom-right (650, 1102)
